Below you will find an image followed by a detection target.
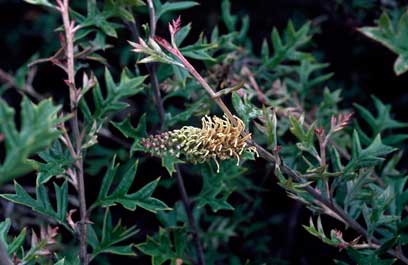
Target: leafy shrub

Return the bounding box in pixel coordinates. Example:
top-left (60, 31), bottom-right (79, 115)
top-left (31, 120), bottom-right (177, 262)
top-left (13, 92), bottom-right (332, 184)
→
top-left (0, 0), bottom-right (408, 264)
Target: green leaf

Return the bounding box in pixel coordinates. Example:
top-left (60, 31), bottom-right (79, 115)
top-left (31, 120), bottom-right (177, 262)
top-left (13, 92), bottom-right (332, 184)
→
top-left (111, 113), bottom-right (147, 154)
top-left (112, 114), bottom-right (183, 175)
top-left (261, 39), bottom-right (270, 63)
top-left (302, 217), bottom-right (341, 247)
top-left (77, 3), bottom-right (122, 38)
top-left (0, 97), bottom-right (63, 183)
top-left (376, 236), bottom-right (399, 255)
top-left (264, 21), bottom-right (313, 69)
top-left (354, 96), bottom-right (408, 144)
top-left (195, 164), bottom-right (234, 212)
top-left (220, 0), bottom-right (249, 43)
top-left (284, 59), bottom-right (333, 97)
top-left (34, 140), bottom-right (75, 185)
top-left (359, 11), bottom-right (408, 75)
top-left (175, 23), bottom-right (192, 46)
top-left (180, 41), bottom-right (217, 62)
top-left (289, 114), bottom-right (313, 143)
top-left (221, 0), bottom-right (237, 32)
top-left (104, 0), bottom-right (143, 22)
top-left (156, 202), bottom-right (189, 228)
top-left (346, 133), bottom-right (397, 172)
top-left (238, 15), bottom-right (250, 42)
top-left (80, 68), bottom-right (145, 127)
top-left (155, 1), bottom-right (199, 21)
top-left (346, 248), bottom-right (396, 265)
top-left (92, 158), bottom-right (171, 213)
top-left (136, 227), bottom-right (187, 265)
top-left (288, 115), bottom-right (318, 159)
top-left (0, 218), bottom-right (27, 256)
top-left (91, 208), bottom-right (139, 259)
top-left (165, 98), bottom-right (207, 127)
top-left (231, 92), bottom-right (262, 128)
top-left (161, 154), bottom-right (183, 176)
top-left (0, 181), bottom-right (70, 230)
top-left (255, 107), bottom-right (277, 150)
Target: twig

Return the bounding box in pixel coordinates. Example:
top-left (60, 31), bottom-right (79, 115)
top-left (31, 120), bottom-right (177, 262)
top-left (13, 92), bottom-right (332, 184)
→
top-left (241, 66), bottom-right (267, 104)
top-left (315, 127), bottom-right (330, 197)
top-left (146, 0), bottom-right (165, 128)
top-left (175, 165), bottom-right (206, 265)
top-left (153, 30), bottom-right (408, 263)
top-left (28, 48), bottom-right (65, 68)
top-left (0, 240), bottom-right (12, 265)
top-left (57, 0), bottom-right (88, 264)
top-left (256, 144), bottom-right (408, 264)
top-left (132, 18), bottom-right (408, 264)
top-left (0, 68), bottom-right (43, 101)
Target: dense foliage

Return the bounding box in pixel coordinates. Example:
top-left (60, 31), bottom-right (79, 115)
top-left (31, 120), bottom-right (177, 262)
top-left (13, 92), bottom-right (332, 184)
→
top-left (0, 0), bottom-right (408, 264)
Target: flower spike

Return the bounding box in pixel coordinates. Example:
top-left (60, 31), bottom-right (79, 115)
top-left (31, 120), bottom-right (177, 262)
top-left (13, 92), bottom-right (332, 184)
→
top-left (141, 115), bottom-right (258, 172)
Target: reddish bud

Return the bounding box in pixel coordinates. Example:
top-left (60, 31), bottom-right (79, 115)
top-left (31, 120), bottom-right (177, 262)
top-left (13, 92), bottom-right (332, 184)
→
top-left (314, 127), bottom-right (325, 139)
top-left (331, 112), bottom-right (353, 132)
top-left (169, 16), bottom-right (182, 37)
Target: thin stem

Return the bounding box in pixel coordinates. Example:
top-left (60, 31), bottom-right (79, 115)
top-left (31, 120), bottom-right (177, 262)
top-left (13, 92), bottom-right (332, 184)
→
top-left (0, 240), bottom-right (12, 265)
top-left (175, 165), bottom-right (206, 265)
top-left (146, 0), bottom-right (156, 36)
top-left (165, 45), bottom-right (408, 264)
top-left (317, 131), bottom-right (330, 198)
top-left (58, 0), bottom-right (88, 264)
top-left (256, 144), bottom-right (408, 264)
top-left (241, 66), bottom-right (267, 104)
top-left (0, 68), bottom-right (43, 101)
top-left (146, 0), bottom-right (165, 128)
top-left (319, 139), bottom-right (326, 167)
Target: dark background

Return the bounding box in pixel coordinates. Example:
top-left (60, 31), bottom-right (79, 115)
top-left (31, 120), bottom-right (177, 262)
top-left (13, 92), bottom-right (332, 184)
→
top-left (0, 0), bottom-right (407, 264)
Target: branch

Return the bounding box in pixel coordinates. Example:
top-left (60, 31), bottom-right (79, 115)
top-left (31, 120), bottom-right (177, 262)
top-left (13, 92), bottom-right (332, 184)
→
top-left (150, 26), bottom-right (408, 263)
top-left (57, 0), bottom-right (88, 264)
top-left (0, 68), bottom-right (43, 101)
top-left (257, 143), bottom-right (408, 264)
top-left (175, 165), bottom-right (206, 265)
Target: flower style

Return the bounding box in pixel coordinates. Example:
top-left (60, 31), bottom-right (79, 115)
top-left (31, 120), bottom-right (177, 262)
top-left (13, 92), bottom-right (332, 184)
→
top-left (141, 115), bottom-right (258, 172)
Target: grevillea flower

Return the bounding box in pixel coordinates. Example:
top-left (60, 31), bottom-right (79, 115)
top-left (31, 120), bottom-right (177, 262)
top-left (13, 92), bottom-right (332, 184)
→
top-left (141, 115), bottom-right (258, 172)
